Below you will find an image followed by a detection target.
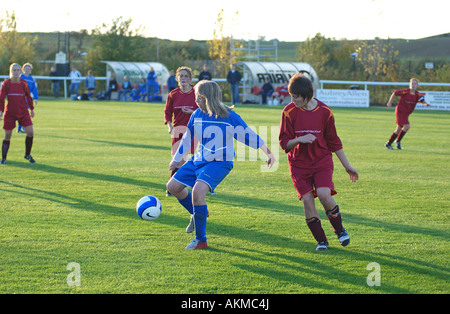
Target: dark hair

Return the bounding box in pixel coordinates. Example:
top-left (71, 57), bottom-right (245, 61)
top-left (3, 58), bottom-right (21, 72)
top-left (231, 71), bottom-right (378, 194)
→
top-left (288, 73), bottom-right (314, 103)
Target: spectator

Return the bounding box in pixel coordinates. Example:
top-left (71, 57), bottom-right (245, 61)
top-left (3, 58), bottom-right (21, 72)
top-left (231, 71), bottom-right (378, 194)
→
top-left (85, 70), bottom-right (96, 100)
top-left (131, 78), bottom-right (147, 102)
top-left (117, 76), bottom-right (133, 101)
top-left (198, 64), bottom-right (212, 81)
top-left (146, 67), bottom-right (158, 102)
top-left (105, 76), bottom-right (118, 100)
top-left (260, 78), bottom-right (274, 104)
top-left (227, 64), bottom-right (242, 105)
top-left (49, 67), bottom-right (60, 98)
top-left (273, 81), bottom-right (290, 105)
top-left (167, 70), bottom-right (177, 92)
top-left (69, 67), bottom-right (82, 99)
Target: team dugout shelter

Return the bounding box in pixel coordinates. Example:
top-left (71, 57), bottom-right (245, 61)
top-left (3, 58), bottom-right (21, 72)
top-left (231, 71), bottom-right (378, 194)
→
top-left (101, 61), bottom-right (171, 99)
top-left (237, 62), bottom-right (320, 104)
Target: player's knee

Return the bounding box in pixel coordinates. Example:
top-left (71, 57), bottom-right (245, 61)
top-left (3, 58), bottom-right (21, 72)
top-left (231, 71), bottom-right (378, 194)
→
top-left (316, 188), bottom-right (332, 203)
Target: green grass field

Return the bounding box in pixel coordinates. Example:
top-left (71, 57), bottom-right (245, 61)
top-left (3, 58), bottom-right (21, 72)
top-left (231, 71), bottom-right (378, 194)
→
top-left (0, 99), bottom-right (448, 294)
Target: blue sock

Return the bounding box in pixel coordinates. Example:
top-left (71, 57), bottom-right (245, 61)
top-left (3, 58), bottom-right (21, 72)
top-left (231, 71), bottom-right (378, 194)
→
top-left (177, 190), bottom-right (193, 214)
top-left (194, 205), bottom-right (208, 243)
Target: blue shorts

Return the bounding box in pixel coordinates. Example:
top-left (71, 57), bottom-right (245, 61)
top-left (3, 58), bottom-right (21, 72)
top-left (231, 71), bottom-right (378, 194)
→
top-left (173, 159), bottom-right (233, 194)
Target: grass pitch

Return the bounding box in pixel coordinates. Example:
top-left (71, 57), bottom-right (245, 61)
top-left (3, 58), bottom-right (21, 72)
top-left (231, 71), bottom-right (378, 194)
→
top-left (0, 99), bottom-right (448, 294)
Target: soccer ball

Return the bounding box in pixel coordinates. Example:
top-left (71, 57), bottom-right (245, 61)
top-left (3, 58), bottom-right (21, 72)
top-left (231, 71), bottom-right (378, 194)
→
top-left (136, 196), bottom-right (162, 221)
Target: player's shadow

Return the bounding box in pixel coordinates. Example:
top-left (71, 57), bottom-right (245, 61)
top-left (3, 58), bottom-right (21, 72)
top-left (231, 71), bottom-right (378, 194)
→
top-left (8, 161), bottom-right (165, 191)
top-left (44, 134), bottom-right (169, 151)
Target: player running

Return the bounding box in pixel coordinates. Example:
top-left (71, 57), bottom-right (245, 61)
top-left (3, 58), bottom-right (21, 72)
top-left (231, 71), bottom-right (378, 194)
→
top-left (385, 78), bottom-right (429, 150)
top-left (0, 63), bottom-right (36, 164)
top-left (279, 74), bottom-right (358, 251)
top-left (166, 80), bottom-right (275, 249)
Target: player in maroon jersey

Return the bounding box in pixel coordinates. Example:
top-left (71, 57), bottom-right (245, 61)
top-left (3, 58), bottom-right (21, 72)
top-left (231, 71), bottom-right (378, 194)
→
top-left (164, 66), bottom-right (198, 194)
top-left (0, 63), bottom-right (36, 164)
top-left (279, 74), bottom-right (358, 251)
top-left (385, 78), bottom-right (429, 150)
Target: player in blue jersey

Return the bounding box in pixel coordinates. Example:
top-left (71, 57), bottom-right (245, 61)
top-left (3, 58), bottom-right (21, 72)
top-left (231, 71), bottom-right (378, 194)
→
top-left (18, 63), bottom-right (38, 133)
top-left (166, 80), bottom-right (275, 249)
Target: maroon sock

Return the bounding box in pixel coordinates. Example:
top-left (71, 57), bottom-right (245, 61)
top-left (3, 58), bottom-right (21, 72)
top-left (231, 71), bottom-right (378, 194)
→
top-left (326, 205), bottom-right (343, 233)
top-left (396, 130), bottom-right (407, 143)
top-left (306, 217), bottom-right (327, 243)
top-left (2, 140), bottom-right (10, 159)
top-left (387, 132), bottom-right (398, 145)
top-left (25, 136), bottom-right (33, 156)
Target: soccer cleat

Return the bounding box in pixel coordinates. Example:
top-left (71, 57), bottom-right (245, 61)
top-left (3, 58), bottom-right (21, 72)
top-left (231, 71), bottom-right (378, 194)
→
top-left (24, 154), bottom-right (36, 163)
top-left (1, 158), bottom-right (6, 164)
top-left (315, 241), bottom-right (329, 251)
top-left (185, 215), bottom-right (195, 233)
top-left (385, 142), bottom-right (393, 150)
top-left (396, 142), bottom-right (402, 150)
top-left (336, 227), bottom-right (350, 247)
top-left (185, 238), bottom-right (207, 249)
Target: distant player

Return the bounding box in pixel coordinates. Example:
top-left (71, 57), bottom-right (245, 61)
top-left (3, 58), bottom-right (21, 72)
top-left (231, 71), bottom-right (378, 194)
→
top-left (166, 80), bottom-right (275, 249)
top-left (18, 63), bottom-right (38, 133)
top-left (0, 63), bottom-right (36, 164)
top-left (164, 67), bottom-right (198, 182)
top-left (385, 78), bottom-right (429, 150)
top-left (279, 74), bottom-right (358, 251)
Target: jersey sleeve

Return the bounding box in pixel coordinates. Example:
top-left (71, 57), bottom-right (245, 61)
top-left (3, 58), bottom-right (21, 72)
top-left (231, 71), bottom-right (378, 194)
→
top-left (164, 92), bottom-right (174, 124)
top-left (324, 111), bottom-right (342, 152)
top-left (279, 108), bottom-right (295, 153)
top-left (0, 81), bottom-right (7, 111)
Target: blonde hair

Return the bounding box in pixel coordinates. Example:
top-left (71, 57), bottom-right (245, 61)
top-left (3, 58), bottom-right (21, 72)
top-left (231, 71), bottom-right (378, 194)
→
top-left (22, 62), bottom-right (33, 71)
top-left (195, 80), bottom-right (233, 118)
top-left (9, 63), bottom-right (21, 77)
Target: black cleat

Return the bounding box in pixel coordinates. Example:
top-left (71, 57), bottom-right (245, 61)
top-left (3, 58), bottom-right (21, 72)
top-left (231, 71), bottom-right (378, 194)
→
top-left (24, 154), bottom-right (36, 163)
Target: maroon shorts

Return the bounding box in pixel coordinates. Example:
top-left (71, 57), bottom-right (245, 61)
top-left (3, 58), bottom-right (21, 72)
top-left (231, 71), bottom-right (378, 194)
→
top-left (3, 114), bottom-right (33, 130)
top-left (395, 108), bottom-right (410, 126)
top-left (289, 154), bottom-right (336, 200)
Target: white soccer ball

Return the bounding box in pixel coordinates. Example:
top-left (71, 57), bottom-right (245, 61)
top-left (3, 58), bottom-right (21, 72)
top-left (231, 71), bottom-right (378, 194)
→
top-left (136, 195), bottom-right (162, 221)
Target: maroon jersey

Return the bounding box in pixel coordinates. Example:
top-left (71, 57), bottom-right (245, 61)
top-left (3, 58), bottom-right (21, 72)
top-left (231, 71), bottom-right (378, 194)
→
top-left (164, 87), bottom-right (197, 127)
top-left (394, 89), bottom-right (426, 125)
top-left (0, 78), bottom-right (34, 117)
top-left (279, 99), bottom-right (342, 167)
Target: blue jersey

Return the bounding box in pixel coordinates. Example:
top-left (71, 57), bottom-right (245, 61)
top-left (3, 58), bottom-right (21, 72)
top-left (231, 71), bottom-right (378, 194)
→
top-left (20, 74), bottom-right (38, 100)
top-left (173, 108), bottom-right (264, 166)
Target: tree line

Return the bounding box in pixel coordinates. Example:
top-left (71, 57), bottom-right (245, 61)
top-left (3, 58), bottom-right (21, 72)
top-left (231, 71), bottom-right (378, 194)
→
top-left (1, 11), bottom-right (448, 104)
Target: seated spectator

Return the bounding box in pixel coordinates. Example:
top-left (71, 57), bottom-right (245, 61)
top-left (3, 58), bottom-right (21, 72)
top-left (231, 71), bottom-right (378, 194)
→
top-left (148, 82), bottom-right (162, 102)
top-left (260, 78), bottom-right (274, 104)
top-left (131, 78), bottom-right (147, 101)
top-left (117, 76), bottom-right (133, 101)
top-left (272, 80), bottom-right (289, 105)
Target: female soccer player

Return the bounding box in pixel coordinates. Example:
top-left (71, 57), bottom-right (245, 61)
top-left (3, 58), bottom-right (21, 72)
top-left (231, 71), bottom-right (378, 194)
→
top-left (385, 78), bottom-right (429, 150)
top-left (279, 74), bottom-right (358, 251)
top-left (166, 80), bottom-right (275, 249)
top-left (0, 63), bottom-right (36, 164)
top-left (164, 67), bottom-right (198, 181)
top-left (18, 63), bottom-right (38, 133)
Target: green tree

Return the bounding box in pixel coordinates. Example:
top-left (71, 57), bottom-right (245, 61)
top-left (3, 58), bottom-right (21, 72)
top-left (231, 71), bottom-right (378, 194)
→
top-left (357, 37), bottom-right (399, 81)
top-left (0, 11), bottom-right (37, 75)
top-left (85, 17), bottom-right (147, 75)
